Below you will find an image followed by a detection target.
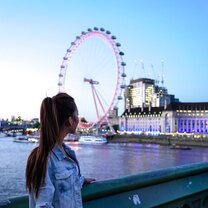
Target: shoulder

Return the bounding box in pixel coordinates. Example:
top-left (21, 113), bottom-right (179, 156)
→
top-left (47, 151), bottom-right (57, 171)
top-left (63, 143), bottom-right (76, 157)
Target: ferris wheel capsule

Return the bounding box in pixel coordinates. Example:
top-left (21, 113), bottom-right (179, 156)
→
top-left (63, 57), bottom-right (68, 60)
top-left (120, 84), bottom-right (126, 89)
top-left (108, 115), bottom-right (113, 119)
top-left (106, 30), bottom-right (111, 35)
top-left (119, 52), bottom-right (124, 56)
top-left (121, 62), bottom-right (126, 66)
top-left (111, 35), bottom-right (116, 40)
top-left (100, 28), bottom-right (105, 32)
top-left (94, 27), bottom-right (98, 31)
top-left (117, 96), bottom-right (123, 100)
top-left (58, 74), bottom-right (63, 77)
top-left (88, 28), bottom-right (92, 32)
top-left (60, 65), bottom-right (65, 68)
top-left (121, 73), bottom-right (127, 77)
top-left (113, 106), bottom-right (118, 110)
top-left (67, 49), bottom-right (71, 53)
top-left (116, 43), bottom-right (121, 47)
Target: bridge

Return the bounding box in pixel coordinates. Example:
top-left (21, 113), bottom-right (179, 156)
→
top-left (1, 162), bottom-right (208, 208)
top-left (0, 124), bottom-right (32, 135)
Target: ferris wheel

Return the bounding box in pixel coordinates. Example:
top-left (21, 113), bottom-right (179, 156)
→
top-left (58, 27), bottom-right (127, 130)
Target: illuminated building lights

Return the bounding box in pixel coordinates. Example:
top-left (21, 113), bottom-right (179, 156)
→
top-left (121, 77), bottom-right (208, 135)
top-left (120, 102), bottom-right (208, 135)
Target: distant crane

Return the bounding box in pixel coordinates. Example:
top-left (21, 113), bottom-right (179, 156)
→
top-left (133, 59), bottom-right (165, 84)
top-left (140, 60), bottom-right (147, 78)
top-left (151, 64), bottom-right (159, 84)
top-left (161, 60), bottom-right (165, 87)
top-left (132, 59), bottom-right (139, 79)
top-left (132, 59), bottom-right (147, 79)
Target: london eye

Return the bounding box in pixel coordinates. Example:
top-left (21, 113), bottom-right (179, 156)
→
top-left (58, 27), bottom-right (127, 132)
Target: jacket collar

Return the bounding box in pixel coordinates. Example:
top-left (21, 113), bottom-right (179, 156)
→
top-left (52, 145), bottom-right (65, 161)
top-left (52, 143), bottom-right (75, 161)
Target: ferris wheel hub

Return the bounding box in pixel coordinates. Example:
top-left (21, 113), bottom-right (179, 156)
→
top-left (84, 78), bottom-right (99, 85)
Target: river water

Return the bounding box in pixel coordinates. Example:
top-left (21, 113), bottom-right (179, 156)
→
top-left (1, 136), bottom-right (208, 200)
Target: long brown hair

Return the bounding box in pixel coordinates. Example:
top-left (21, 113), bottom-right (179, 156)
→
top-left (26, 93), bottom-right (77, 197)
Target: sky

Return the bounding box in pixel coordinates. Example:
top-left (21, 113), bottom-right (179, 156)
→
top-left (0, 0), bottom-right (208, 121)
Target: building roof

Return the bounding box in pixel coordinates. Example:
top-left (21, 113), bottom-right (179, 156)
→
top-left (166, 102), bottom-right (208, 111)
top-left (121, 106), bottom-right (164, 116)
top-left (121, 101), bottom-right (208, 116)
top-left (130, 78), bottom-right (154, 84)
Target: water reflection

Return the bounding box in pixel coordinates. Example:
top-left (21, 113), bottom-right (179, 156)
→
top-left (1, 137), bottom-right (208, 200)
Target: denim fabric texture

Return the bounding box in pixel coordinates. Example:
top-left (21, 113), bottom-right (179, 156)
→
top-left (29, 143), bottom-right (84, 208)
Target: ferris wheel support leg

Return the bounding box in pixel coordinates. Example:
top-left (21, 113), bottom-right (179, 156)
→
top-left (93, 88), bottom-right (115, 135)
top-left (104, 117), bottom-right (116, 135)
top-left (91, 84), bottom-right (100, 121)
top-left (99, 116), bottom-right (115, 135)
top-left (93, 88), bottom-right (106, 115)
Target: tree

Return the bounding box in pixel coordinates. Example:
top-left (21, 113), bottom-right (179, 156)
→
top-left (16, 116), bottom-right (22, 122)
top-left (112, 124), bottom-right (119, 132)
top-left (33, 121), bottom-right (40, 129)
top-left (80, 117), bottom-right (88, 123)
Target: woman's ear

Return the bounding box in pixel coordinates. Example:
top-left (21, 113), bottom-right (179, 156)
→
top-left (68, 116), bottom-right (73, 127)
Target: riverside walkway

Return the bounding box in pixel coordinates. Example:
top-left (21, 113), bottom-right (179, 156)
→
top-left (109, 134), bottom-right (208, 148)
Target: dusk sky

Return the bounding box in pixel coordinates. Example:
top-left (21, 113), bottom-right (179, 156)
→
top-left (0, 0), bottom-right (208, 121)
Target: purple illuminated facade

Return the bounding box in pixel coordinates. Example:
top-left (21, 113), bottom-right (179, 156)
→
top-left (119, 102), bottom-right (208, 134)
top-left (119, 77), bottom-right (208, 135)
top-left (169, 102), bottom-right (208, 134)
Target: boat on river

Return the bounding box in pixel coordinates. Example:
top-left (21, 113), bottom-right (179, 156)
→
top-left (28, 136), bottom-right (39, 143)
top-left (13, 136), bottom-right (29, 143)
top-left (0, 132), bottom-right (7, 138)
top-left (13, 136), bottom-right (39, 143)
top-left (79, 135), bottom-right (107, 144)
top-left (64, 133), bottom-right (79, 141)
top-left (170, 144), bottom-right (192, 150)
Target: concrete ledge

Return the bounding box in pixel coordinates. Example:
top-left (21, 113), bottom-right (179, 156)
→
top-left (108, 135), bottom-right (208, 147)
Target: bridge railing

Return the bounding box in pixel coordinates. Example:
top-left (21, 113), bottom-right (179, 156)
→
top-left (1, 162), bottom-right (208, 208)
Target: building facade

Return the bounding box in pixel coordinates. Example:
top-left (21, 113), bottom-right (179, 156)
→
top-left (119, 102), bottom-right (208, 134)
top-left (124, 78), bottom-right (179, 111)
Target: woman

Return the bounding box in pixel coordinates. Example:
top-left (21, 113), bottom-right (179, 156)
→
top-left (26, 93), bottom-right (95, 208)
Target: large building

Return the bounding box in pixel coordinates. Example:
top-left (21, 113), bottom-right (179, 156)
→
top-left (120, 102), bottom-right (208, 134)
top-left (125, 78), bottom-right (155, 109)
top-left (119, 78), bottom-right (208, 135)
top-left (124, 78), bottom-right (179, 110)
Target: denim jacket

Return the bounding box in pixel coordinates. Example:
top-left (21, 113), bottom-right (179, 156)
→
top-left (29, 143), bottom-right (84, 208)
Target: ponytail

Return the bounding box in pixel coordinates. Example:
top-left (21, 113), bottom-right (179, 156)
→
top-left (26, 97), bottom-right (59, 197)
top-left (26, 93), bottom-right (77, 197)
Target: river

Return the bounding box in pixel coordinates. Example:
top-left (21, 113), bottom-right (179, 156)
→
top-left (1, 136), bottom-right (208, 200)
